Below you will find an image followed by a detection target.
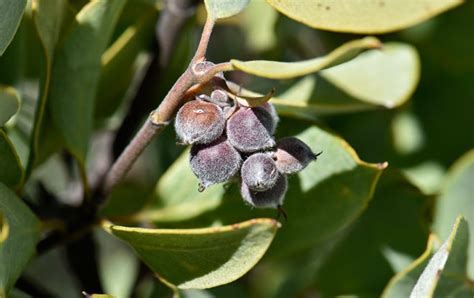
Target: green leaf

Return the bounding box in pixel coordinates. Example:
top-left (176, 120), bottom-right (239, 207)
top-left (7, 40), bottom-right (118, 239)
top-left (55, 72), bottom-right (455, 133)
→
top-left (0, 85), bottom-right (20, 126)
top-left (0, 212), bottom-right (8, 244)
top-left (48, 0), bottom-right (126, 164)
top-left (0, 129), bottom-right (23, 188)
top-left (133, 125), bottom-right (385, 260)
top-left (266, 0), bottom-right (463, 34)
top-left (249, 171), bottom-right (430, 298)
top-left (104, 218), bottom-right (280, 289)
top-left (0, 182), bottom-right (40, 296)
top-left (231, 37), bottom-right (381, 79)
top-left (0, 0), bottom-right (27, 55)
top-left (204, 0), bottom-right (250, 20)
top-left (28, 0), bottom-right (72, 176)
top-left (95, 8), bottom-right (158, 119)
top-left (432, 150), bottom-right (474, 278)
top-left (320, 42), bottom-right (420, 108)
top-left (383, 216), bottom-right (473, 297)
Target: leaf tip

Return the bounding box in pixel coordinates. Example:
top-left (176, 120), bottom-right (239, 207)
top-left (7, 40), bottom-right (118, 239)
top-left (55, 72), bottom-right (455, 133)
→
top-left (377, 161), bottom-right (389, 170)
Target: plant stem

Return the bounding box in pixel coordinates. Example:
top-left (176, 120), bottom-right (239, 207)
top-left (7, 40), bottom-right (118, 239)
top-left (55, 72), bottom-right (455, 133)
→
top-left (102, 17), bottom-right (221, 197)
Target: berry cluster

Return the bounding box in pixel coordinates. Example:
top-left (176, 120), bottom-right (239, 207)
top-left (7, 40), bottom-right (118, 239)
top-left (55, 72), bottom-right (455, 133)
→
top-left (174, 83), bottom-right (319, 211)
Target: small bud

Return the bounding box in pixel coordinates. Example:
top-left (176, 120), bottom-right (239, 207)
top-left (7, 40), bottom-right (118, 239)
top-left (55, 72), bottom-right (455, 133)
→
top-left (175, 99), bottom-right (225, 145)
top-left (240, 174), bottom-right (288, 208)
top-left (227, 107), bottom-right (275, 153)
top-left (190, 137), bottom-right (242, 189)
top-left (241, 153), bottom-right (279, 192)
top-left (274, 137), bottom-right (319, 174)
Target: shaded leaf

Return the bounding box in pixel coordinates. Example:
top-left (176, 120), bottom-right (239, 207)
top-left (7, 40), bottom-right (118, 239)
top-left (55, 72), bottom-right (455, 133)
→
top-left (48, 0), bottom-right (126, 164)
top-left (104, 218), bottom-right (279, 289)
top-left (28, 0), bottom-right (72, 175)
top-left (266, 0), bottom-right (463, 34)
top-left (205, 0), bottom-right (250, 20)
top-left (0, 0), bottom-right (27, 55)
top-left (320, 42), bottom-right (420, 108)
top-left (432, 150), bottom-right (474, 278)
top-left (0, 129), bottom-right (23, 188)
top-left (231, 37), bottom-right (381, 79)
top-left (0, 85), bottom-right (20, 126)
top-left (0, 183), bottom-right (40, 296)
top-left (95, 8), bottom-right (158, 119)
top-left (383, 216), bottom-right (472, 297)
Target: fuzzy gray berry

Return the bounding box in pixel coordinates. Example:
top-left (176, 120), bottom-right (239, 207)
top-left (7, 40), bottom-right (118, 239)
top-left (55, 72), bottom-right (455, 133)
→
top-left (241, 153), bottom-right (279, 192)
top-left (190, 137), bottom-right (242, 189)
top-left (240, 174), bottom-right (288, 208)
top-left (274, 137), bottom-right (319, 174)
top-left (175, 99), bottom-right (225, 145)
top-left (226, 107), bottom-right (275, 153)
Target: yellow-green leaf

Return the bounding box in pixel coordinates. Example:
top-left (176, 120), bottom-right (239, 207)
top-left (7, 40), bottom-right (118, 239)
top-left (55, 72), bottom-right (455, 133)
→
top-left (266, 0), bottom-right (463, 34)
top-left (320, 42), bottom-right (420, 108)
top-left (432, 150), bottom-right (474, 278)
top-left (231, 37), bottom-right (381, 79)
top-left (205, 0), bottom-right (250, 20)
top-left (104, 218), bottom-right (280, 289)
top-left (0, 86), bottom-right (20, 126)
top-left (0, 183), bottom-right (40, 296)
top-left (0, 0), bottom-right (27, 55)
top-left (383, 216), bottom-right (472, 297)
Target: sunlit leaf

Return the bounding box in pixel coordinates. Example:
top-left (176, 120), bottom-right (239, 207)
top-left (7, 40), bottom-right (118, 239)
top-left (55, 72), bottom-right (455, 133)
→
top-left (205, 0), bottom-right (250, 20)
top-left (320, 43), bottom-right (420, 108)
top-left (432, 150), bottom-right (474, 278)
top-left (266, 0), bottom-right (463, 34)
top-left (231, 37), bottom-right (381, 79)
top-left (104, 218), bottom-right (279, 289)
top-left (0, 0), bottom-right (27, 55)
top-left (0, 86), bottom-right (20, 126)
top-left (48, 0), bottom-right (126, 164)
top-left (0, 183), bottom-right (40, 296)
top-left (383, 216), bottom-right (472, 297)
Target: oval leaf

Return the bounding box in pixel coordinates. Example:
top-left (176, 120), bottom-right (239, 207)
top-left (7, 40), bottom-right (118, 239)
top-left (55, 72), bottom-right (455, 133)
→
top-left (266, 0), bottom-right (463, 34)
top-left (0, 86), bottom-right (20, 126)
top-left (205, 0), bottom-right (250, 20)
top-left (432, 150), bottom-right (474, 278)
top-left (104, 218), bottom-right (280, 289)
top-left (48, 0), bottom-right (126, 164)
top-left (0, 0), bottom-right (27, 55)
top-left (0, 129), bottom-right (23, 188)
top-left (320, 42), bottom-right (420, 108)
top-left (231, 37), bottom-right (381, 79)
top-left (0, 183), bottom-right (40, 296)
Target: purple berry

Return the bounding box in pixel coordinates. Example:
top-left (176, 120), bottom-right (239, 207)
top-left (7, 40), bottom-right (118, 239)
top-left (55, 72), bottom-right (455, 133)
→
top-left (274, 137), bottom-right (319, 174)
top-left (241, 153), bottom-right (279, 192)
top-left (262, 102), bottom-right (279, 132)
top-left (226, 107), bottom-right (276, 153)
top-left (190, 137), bottom-right (242, 189)
top-left (240, 174), bottom-right (288, 208)
top-left (175, 99), bottom-right (225, 145)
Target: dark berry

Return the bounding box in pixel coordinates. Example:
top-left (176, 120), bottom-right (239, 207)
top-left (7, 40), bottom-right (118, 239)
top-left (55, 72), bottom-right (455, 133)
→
top-left (240, 174), bottom-right (288, 208)
top-left (262, 102), bottom-right (279, 132)
top-left (274, 137), bottom-right (319, 174)
top-left (175, 99), bottom-right (225, 145)
top-left (226, 107), bottom-right (275, 153)
top-left (190, 137), bottom-right (242, 189)
top-left (241, 153), bottom-right (279, 192)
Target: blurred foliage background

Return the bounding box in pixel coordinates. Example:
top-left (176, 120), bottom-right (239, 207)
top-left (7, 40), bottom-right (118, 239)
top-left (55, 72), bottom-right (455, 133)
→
top-left (0, 0), bottom-right (473, 297)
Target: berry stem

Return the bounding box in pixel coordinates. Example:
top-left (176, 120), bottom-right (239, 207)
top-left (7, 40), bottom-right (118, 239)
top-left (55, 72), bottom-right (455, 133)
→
top-left (101, 16), bottom-right (222, 197)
